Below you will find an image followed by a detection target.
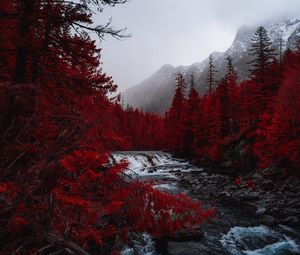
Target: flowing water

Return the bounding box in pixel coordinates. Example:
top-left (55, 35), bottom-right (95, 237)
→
top-left (220, 225), bottom-right (300, 255)
top-left (111, 151), bottom-right (300, 255)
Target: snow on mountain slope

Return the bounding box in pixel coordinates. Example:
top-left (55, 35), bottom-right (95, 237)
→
top-left (122, 19), bottom-right (300, 114)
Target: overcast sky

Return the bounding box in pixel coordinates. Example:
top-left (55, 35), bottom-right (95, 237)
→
top-left (93, 0), bottom-right (300, 92)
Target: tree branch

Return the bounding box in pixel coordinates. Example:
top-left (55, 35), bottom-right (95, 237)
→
top-left (45, 233), bottom-right (91, 255)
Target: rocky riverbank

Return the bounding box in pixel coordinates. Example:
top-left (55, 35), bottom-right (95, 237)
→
top-left (178, 167), bottom-right (300, 229)
top-left (156, 167), bottom-right (300, 255)
top-left (112, 151), bottom-right (300, 255)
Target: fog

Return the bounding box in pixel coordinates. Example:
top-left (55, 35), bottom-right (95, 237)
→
top-left (93, 0), bottom-right (300, 91)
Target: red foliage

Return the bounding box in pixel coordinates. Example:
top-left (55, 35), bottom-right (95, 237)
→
top-left (114, 105), bottom-right (165, 150)
top-left (0, 2), bottom-right (212, 254)
top-left (165, 73), bottom-right (187, 154)
top-left (247, 180), bottom-right (255, 191)
top-left (254, 49), bottom-right (300, 170)
top-left (50, 150), bottom-right (214, 252)
top-left (2, 0), bottom-right (299, 253)
top-left (7, 216), bottom-right (29, 236)
top-left (235, 178), bottom-right (241, 186)
top-left (165, 41), bottom-right (300, 175)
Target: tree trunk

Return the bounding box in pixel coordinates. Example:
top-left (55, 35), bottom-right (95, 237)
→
top-left (14, 0), bottom-right (36, 83)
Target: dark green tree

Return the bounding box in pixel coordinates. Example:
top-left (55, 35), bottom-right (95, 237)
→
top-left (273, 30), bottom-right (285, 75)
top-left (226, 56), bottom-right (236, 79)
top-left (206, 54), bottom-right (217, 95)
top-left (248, 26), bottom-right (275, 84)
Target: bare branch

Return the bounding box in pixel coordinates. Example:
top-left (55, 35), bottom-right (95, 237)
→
top-left (45, 233), bottom-right (91, 255)
top-left (73, 18), bottom-right (130, 40)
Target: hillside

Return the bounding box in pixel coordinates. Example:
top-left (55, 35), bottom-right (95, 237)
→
top-left (122, 19), bottom-right (300, 114)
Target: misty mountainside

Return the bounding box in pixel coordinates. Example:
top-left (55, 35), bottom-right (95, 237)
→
top-left (122, 18), bottom-right (300, 114)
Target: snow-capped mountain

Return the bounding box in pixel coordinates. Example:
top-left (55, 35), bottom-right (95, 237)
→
top-left (122, 19), bottom-right (300, 114)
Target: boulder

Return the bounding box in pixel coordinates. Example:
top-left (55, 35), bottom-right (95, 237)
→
top-left (256, 207), bottom-right (266, 215)
top-left (259, 215), bottom-right (276, 227)
top-left (221, 160), bottom-right (233, 168)
top-left (283, 216), bottom-right (299, 226)
top-left (168, 242), bottom-right (210, 255)
top-left (167, 229), bottom-right (203, 242)
top-left (237, 192), bottom-right (259, 201)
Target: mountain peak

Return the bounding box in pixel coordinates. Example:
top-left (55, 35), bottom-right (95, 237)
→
top-left (230, 25), bottom-right (254, 53)
top-left (157, 64), bottom-right (174, 73)
top-left (123, 18), bottom-right (300, 114)
top-left (234, 25), bottom-right (253, 42)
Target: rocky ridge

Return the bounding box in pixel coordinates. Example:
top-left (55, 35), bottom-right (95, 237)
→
top-left (123, 18), bottom-right (300, 114)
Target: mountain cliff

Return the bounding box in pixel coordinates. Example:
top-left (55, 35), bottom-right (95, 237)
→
top-left (122, 19), bottom-right (300, 114)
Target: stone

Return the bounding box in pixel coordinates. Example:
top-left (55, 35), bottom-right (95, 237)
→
top-left (283, 216), bottom-right (298, 226)
top-left (259, 215), bottom-right (276, 227)
top-left (287, 198), bottom-right (300, 207)
top-left (168, 229), bottom-right (203, 242)
top-left (168, 242), bottom-right (210, 255)
top-left (238, 192), bottom-right (259, 201)
top-left (256, 207), bottom-right (266, 215)
top-left (221, 160), bottom-right (233, 168)
top-left (220, 191), bottom-right (231, 198)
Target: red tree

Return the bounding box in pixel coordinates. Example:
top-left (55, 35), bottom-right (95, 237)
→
top-left (256, 48), bottom-right (300, 170)
top-left (0, 1), bottom-right (214, 254)
top-left (182, 75), bottom-right (201, 156)
top-left (165, 73), bottom-right (187, 154)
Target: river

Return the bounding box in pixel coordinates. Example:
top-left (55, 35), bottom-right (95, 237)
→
top-left (111, 151), bottom-right (300, 255)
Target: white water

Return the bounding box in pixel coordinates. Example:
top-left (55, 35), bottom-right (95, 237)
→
top-left (221, 225), bottom-right (300, 255)
top-left (111, 151), bottom-right (198, 181)
top-left (112, 151), bottom-right (300, 255)
top-left (121, 234), bottom-right (156, 255)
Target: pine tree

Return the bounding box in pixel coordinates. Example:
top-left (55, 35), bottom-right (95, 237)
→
top-left (206, 54), bottom-right (217, 95)
top-left (226, 56), bottom-right (237, 80)
top-left (190, 72), bottom-right (196, 90)
top-left (273, 30), bottom-right (285, 75)
top-left (260, 50), bottom-right (300, 170)
top-left (216, 78), bottom-right (230, 138)
top-left (170, 73), bottom-right (186, 120)
top-left (165, 73), bottom-right (187, 154)
top-left (225, 55), bottom-right (239, 134)
top-left (248, 26), bottom-right (276, 84)
top-left (0, 0), bottom-right (129, 84)
top-left (0, 1), bottom-right (215, 253)
top-left (183, 74), bottom-right (200, 156)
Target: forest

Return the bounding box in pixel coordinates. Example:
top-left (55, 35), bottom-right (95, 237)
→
top-left (0, 0), bottom-right (299, 254)
top-left (165, 27), bottom-right (300, 174)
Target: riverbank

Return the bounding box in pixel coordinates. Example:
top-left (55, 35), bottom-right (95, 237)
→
top-left (171, 168), bottom-right (300, 254)
top-left (112, 151), bottom-right (300, 255)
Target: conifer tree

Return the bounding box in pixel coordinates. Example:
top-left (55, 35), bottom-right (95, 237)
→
top-left (206, 54), bottom-right (217, 95)
top-left (248, 26), bottom-right (275, 84)
top-left (225, 55), bottom-right (239, 134)
top-left (226, 56), bottom-right (237, 80)
top-left (273, 30), bottom-right (285, 75)
top-left (165, 73), bottom-right (187, 154)
top-left (0, 1), bottom-right (215, 253)
top-left (216, 78), bottom-right (230, 138)
top-left (183, 74), bottom-right (200, 156)
top-left (256, 49), bottom-right (300, 170)
top-left (0, 0), bottom-right (129, 84)
top-left (248, 26), bottom-right (278, 114)
top-left (172, 73), bottom-right (187, 117)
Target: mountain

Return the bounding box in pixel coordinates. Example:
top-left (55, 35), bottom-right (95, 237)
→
top-left (122, 19), bottom-right (300, 114)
